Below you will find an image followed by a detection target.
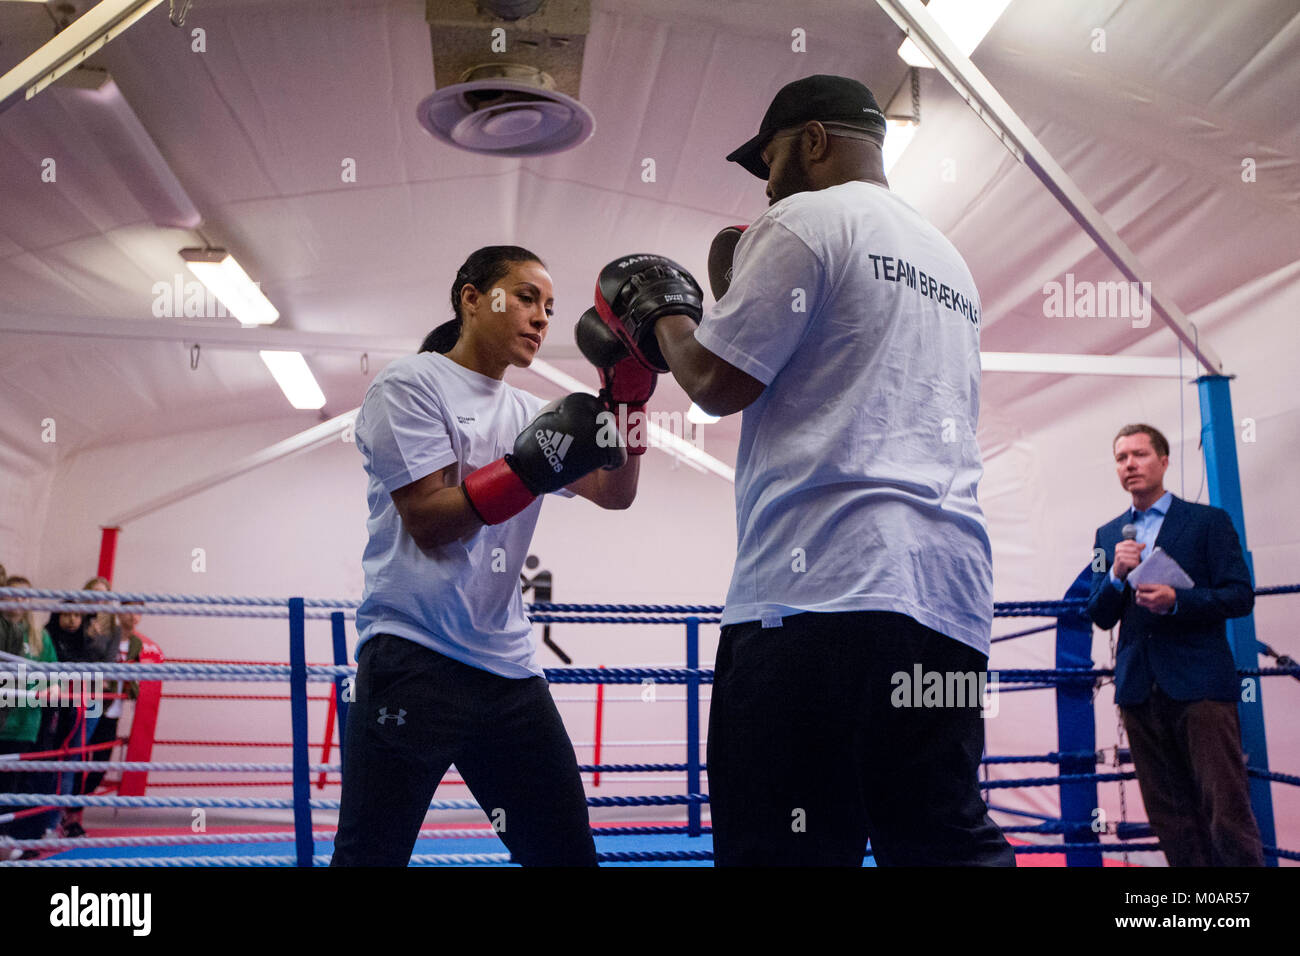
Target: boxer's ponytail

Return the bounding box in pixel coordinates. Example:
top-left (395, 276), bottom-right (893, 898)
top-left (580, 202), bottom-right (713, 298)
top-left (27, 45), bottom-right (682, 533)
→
top-left (423, 246), bottom-right (545, 354)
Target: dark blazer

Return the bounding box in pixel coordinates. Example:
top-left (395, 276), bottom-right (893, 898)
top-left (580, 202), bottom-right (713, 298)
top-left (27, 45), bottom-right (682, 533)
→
top-left (1088, 495), bottom-right (1254, 706)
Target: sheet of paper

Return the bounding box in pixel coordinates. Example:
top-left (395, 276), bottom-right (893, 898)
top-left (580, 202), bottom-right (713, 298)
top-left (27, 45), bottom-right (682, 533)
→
top-left (1126, 547), bottom-right (1195, 589)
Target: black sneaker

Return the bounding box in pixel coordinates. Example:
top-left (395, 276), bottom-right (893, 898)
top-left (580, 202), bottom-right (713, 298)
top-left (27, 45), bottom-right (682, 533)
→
top-left (19, 850), bottom-right (39, 860)
top-left (61, 821), bottom-right (87, 839)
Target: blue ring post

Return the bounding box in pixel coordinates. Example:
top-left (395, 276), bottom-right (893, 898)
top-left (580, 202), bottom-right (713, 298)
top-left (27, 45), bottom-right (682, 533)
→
top-left (685, 616), bottom-right (701, 838)
top-left (1056, 568), bottom-right (1101, 866)
top-left (288, 597), bottom-right (313, 867)
top-left (1197, 374), bottom-right (1276, 862)
top-left (330, 611), bottom-right (350, 773)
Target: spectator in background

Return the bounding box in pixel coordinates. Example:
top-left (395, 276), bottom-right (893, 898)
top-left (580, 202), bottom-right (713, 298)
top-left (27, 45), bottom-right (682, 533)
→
top-left (45, 586), bottom-right (115, 839)
top-left (65, 599), bottom-right (146, 836)
top-left (41, 601), bottom-right (95, 839)
top-left (82, 576), bottom-right (117, 661)
top-left (47, 602), bottom-right (93, 664)
top-left (0, 561), bottom-right (19, 663)
top-left (0, 575), bottom-right (60, 859)
top-left (0, 562), bottom-right (19, 684)
top-left (117, 601), bottom-right (146, 704)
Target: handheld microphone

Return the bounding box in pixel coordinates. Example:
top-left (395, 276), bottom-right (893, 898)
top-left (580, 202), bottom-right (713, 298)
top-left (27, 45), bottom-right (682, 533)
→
top-left (1118, 524), bottom-right (1140, 588)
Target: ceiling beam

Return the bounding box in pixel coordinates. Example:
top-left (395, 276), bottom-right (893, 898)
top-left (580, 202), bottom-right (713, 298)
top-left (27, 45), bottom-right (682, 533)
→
top-left (105, 366), bottom-right (737, 523)
top-left (875, 0), bottom-right (1224, 375)
top-left (3, 315), bottom-right (1195, 380)
top-left (105, 408), bottom-right (356, 525)
top-left (981, 352), bottom-right (1192, 379)
top-left (0, 310), bottom-right (582, 360)
top-left (0, 0), bottom-right (164, 114)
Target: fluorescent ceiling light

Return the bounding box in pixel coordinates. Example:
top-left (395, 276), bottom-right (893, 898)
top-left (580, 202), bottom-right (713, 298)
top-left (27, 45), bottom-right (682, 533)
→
top-left (686, 403), bottom-right (720, 425)
top-left (898, 0), bottom-right (1012, 68)
top-left (259, 351), bottom-right (326, 410)
top-left (181, 248), bottom-right (280, 326)
top-left (883, 119), bottom-right (918, 173)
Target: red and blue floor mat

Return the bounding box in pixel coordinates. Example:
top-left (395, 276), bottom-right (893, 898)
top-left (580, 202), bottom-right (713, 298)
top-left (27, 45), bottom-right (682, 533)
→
top-left (28, 823), bottom-right (1128, 866)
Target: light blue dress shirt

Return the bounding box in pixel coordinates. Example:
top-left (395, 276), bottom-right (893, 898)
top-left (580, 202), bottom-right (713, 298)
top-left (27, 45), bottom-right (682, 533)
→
top-left (1109, 490), bottom-right (1177, 610)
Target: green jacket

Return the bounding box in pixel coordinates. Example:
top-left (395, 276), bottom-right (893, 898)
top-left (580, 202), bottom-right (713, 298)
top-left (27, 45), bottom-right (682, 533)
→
top-left (0, 622), bottom-right (59, 744)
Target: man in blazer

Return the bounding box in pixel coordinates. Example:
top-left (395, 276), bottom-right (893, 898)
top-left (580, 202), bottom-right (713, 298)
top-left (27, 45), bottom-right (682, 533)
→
top-left (1088, 423), bottom-right (1263, 866)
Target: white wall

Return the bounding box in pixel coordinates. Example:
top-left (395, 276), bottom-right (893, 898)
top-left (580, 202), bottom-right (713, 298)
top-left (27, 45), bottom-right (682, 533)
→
top-left (0, 423), bottom-right (57, 582)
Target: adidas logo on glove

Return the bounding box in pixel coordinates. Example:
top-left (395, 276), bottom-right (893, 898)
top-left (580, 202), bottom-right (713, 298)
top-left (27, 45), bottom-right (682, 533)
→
top-left (535, 429), bottom-right (574, 472)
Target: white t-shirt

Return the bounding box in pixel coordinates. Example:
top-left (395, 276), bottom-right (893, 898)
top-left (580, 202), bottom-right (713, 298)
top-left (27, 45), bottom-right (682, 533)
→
top-left (694, 180), bottom-right (993, 655)
top-left (354, 351), bottom-right (566, 678)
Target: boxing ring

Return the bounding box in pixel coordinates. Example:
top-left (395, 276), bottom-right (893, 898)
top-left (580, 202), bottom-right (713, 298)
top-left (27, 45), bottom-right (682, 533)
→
top-left (2, 584), bottom-right (1297, 866)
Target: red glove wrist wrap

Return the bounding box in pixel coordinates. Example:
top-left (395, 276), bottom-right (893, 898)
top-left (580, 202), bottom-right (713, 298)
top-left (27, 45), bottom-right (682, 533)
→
top-left (619, 402), bottom-right (648, 455)
top-left (460, 458), bottom-right (538, 525)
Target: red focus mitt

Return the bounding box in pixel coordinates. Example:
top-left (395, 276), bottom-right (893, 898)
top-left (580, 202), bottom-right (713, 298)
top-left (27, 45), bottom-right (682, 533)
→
top-left (707, 225), bottom-right (747, 300)
top-left (575, 307), bottom-right (654, 455)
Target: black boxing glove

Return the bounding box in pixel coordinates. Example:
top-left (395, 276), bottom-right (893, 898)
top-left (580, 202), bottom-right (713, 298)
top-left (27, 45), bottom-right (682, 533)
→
top-left (461, 392), bottom-right (626, 525)
top-left (593, 254), bottom-right (703, 373)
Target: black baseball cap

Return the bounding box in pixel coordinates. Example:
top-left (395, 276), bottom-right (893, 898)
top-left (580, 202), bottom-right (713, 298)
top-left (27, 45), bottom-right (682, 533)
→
top-left (726, 74), bottom-right (888, 179)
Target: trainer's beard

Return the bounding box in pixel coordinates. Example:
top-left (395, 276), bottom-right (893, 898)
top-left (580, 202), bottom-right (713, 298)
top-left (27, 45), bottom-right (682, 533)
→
top-left (768, 154), bottom-right (817, 205)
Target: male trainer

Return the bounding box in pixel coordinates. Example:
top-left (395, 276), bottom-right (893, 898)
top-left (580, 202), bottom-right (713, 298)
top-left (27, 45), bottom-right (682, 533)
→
top-left (591, 75), bottom-right (1013, 866)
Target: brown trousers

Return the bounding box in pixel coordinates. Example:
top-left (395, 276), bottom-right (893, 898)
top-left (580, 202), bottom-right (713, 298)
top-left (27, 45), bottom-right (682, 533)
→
top-left (1120, 685), bottom-right (1264, 866)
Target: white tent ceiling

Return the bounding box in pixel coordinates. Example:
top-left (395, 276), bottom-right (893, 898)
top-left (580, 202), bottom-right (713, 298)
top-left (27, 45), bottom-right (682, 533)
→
top-left (1, 0), bottom-right (1294, 465)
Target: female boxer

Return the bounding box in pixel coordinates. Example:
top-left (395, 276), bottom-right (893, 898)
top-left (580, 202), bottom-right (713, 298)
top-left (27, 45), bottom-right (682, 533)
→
top-left (331, 246), bottom-right (639, 866)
